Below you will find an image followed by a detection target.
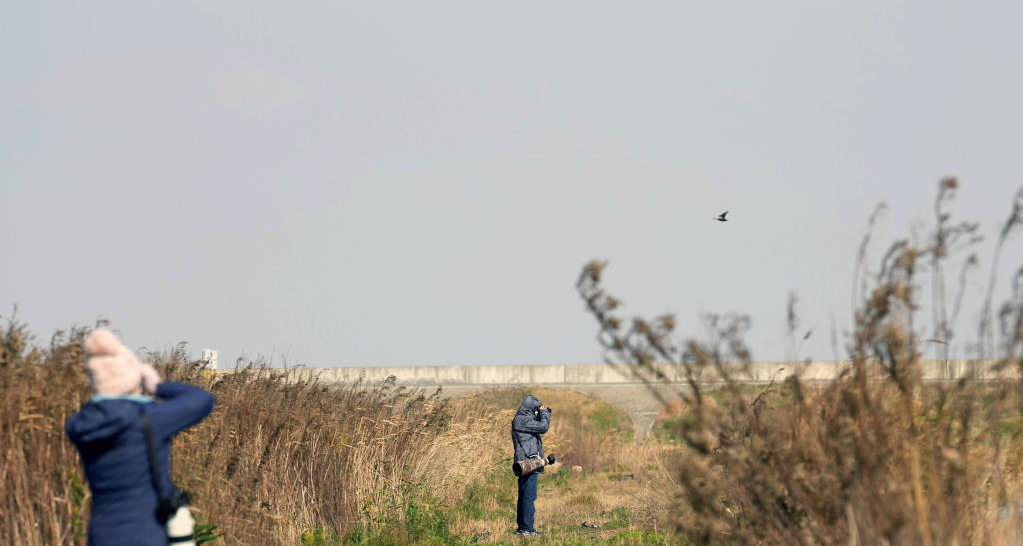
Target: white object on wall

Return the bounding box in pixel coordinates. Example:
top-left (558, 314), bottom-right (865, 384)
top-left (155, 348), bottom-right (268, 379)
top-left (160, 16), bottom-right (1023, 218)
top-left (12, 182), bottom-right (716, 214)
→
top-left (200, 349), bottom-right (218, 370)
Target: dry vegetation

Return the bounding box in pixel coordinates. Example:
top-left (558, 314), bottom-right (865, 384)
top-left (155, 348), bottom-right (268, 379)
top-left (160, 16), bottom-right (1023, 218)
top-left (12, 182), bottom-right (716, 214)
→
top-left (438, 386), bottom-right (683, 545)
top-left (0, 323), bottom-right (673, 546)
top-left (577, 179), bottom-right (1023, 546)
top-left (0, 323), bottom-right (500, 546)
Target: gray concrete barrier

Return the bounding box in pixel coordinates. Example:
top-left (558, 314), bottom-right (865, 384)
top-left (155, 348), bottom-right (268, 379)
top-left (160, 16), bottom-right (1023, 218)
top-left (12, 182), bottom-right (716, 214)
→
top-left (220, 359), bottom-right (1011, 436)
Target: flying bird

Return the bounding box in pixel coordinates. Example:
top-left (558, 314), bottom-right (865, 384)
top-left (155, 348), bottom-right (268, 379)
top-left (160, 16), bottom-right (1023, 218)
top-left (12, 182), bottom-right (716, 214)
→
top-left (715, 211), bottom-right (729, 222)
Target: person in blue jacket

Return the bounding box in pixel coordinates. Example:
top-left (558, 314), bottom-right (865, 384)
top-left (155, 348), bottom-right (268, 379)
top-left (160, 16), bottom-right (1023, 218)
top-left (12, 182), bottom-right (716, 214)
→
top-left (66, 329), bottom-right (214, 546)
top-left (511, 394), bottom-right (551, 536)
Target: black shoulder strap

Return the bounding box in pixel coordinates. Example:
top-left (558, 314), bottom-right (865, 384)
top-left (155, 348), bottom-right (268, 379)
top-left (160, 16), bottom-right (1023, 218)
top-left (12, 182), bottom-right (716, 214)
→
top-left (141, 410), bottom-right (167, 498)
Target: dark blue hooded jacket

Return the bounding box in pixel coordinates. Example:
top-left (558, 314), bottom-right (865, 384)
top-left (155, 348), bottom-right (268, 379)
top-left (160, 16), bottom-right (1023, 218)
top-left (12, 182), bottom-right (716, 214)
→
top-left (511, 394), bottom-right (549, 468)
top-left (66, 382), bottom-right (214, 546)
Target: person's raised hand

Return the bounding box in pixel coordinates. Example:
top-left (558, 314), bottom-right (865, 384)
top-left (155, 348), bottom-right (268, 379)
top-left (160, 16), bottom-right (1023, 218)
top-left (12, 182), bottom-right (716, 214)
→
top-left (140, 363), bottom-right (161, 395)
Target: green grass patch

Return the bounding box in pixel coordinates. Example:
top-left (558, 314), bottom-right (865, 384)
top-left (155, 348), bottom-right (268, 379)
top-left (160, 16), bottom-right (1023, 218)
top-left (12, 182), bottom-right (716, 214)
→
top-left (300, 526), bottom-right (342, 546)
top-left (607, 528), bottom-right (677, 545)
top-left (339, 495), bottom-right (459, 546)
top-left (541, 467), bottom-right (579, 492)
top-left (603, 507), bottom-right (630, 530)
top-left (587, 404), bottom-right (633, 438)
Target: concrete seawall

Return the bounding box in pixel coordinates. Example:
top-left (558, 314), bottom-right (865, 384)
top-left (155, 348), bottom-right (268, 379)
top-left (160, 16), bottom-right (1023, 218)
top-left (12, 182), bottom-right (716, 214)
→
top-left (230, 359), bottom-right (1010, 435)
top-left (261, 359), bottom-right (1010, 385)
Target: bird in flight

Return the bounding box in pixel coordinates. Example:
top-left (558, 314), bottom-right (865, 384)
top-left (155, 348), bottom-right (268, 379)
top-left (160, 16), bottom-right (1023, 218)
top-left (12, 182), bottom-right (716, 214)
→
top-left (715, 211), bottom-right (729, 222)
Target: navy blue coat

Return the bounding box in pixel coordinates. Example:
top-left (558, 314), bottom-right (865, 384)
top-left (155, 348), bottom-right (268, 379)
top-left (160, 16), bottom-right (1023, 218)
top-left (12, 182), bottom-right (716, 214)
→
top-left (66, 382), bottom-right (214, 546)
top-left (511, 394), bottom-right (550, 470)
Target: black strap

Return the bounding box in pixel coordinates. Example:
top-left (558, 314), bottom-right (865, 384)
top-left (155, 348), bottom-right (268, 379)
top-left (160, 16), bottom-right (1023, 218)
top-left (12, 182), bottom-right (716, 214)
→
top-left (142, 409), bottom-right (193, 527)
top-left (141, 411), bottom-right (167, 499)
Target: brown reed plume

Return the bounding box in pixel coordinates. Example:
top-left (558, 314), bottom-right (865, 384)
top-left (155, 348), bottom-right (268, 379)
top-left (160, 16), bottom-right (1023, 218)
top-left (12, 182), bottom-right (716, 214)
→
top-left (578, 180), bottom-right (1023, 546)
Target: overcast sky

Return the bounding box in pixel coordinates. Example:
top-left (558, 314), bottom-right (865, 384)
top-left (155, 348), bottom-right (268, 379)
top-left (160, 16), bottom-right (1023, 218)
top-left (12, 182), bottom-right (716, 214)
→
top-left (2, 1), bottom-right (1022, 366)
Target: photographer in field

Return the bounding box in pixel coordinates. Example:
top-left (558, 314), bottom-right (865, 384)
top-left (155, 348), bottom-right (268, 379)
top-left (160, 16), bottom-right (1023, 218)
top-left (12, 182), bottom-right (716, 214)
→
top-left (511, 394), bottom-right (552, 536)
top-left (65, 329), bottom-right (214, 546)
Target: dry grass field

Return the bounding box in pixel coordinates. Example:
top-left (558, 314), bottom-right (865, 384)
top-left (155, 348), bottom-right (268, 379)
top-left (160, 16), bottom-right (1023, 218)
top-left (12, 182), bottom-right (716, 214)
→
top-left (5, 316), bottom-right (1023, 546)
top-left (437, 386), bottom-right (682, 546)
top-left (0, 319), bottom-right (684, 546)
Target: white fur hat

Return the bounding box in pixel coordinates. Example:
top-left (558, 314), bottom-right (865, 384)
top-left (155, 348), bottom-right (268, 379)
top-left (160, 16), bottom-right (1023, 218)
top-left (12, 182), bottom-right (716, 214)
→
top-left (84, 329), bottom-right (159, 395)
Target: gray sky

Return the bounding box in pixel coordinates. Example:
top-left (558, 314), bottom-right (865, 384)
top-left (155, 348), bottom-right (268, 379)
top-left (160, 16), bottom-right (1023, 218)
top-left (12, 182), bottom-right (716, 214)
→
top-left (2, 1), bottom-right (1022, 366)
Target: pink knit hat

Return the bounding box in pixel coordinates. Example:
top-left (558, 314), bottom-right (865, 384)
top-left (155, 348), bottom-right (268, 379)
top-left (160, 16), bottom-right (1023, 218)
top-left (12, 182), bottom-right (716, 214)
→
top-left (84, 329), bottom-right (160, 395)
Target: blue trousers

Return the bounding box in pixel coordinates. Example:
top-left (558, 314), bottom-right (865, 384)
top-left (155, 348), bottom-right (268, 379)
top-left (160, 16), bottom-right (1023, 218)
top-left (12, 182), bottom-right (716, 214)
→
top-left (516, 471), bottom-right (539, 532)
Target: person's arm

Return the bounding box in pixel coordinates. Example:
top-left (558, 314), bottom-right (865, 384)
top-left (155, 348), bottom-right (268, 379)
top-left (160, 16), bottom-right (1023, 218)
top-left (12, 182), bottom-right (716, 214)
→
top-left (513, 409), bottom-right (550, 435)
top-left (147, 381), bottom-right (214, 437)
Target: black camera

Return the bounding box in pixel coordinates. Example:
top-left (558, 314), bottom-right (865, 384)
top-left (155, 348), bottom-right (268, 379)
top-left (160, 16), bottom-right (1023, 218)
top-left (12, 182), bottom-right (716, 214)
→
top-left (157, 488), bottom-right (191, 522)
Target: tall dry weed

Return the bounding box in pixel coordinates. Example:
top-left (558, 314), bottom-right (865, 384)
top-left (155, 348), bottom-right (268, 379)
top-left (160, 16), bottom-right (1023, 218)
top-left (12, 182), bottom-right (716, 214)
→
top-left (578, 180), bottom-right (1023, 546)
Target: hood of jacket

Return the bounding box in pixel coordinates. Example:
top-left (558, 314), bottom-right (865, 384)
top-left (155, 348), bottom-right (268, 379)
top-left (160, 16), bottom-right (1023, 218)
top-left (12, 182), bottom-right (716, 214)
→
top-left (65, 399), bottom-right (148, 444)
top-left (517, 394), bottom-right (541, 415)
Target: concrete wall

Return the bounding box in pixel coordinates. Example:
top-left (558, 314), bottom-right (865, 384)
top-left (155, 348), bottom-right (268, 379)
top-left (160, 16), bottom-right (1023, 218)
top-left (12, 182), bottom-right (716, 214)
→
top-left (229, 359), bottom-right (1010, 436)
top-left (266, 359), bottom-right (1009, 386)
